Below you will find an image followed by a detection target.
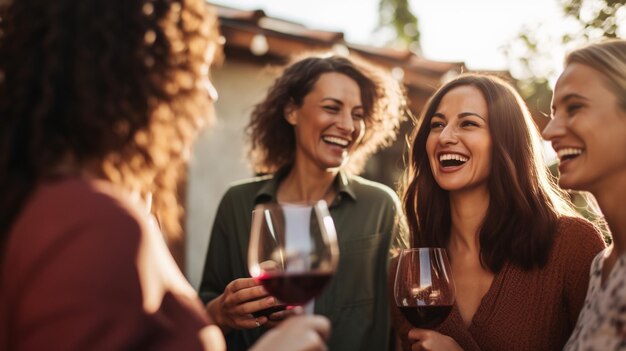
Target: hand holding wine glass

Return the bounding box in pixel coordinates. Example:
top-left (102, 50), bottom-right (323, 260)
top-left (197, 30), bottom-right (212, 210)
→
top-left (248, 200), bottom-right (339, 318)
top-left (394, 248), bottom-right (455, 329)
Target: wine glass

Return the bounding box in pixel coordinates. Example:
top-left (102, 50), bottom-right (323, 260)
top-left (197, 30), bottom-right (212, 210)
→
top-left (394, 248), bottom-right (455, 329)
top-left (248, 200), bottom-right (339, 312)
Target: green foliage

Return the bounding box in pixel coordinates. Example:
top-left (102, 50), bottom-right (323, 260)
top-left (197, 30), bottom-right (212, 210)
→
top-left (560, 0), bottom-right (624, 39)
top-left (505, 0), bottom-right (626, 115)
top-left (378, 0), bottom-right (421, 52)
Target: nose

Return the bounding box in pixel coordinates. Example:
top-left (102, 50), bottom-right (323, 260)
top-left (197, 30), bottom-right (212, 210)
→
top-left (336, 112), bottom-right (355, 134)
top-left (438, 124), bottom-right (458, 145)
top-left (541, 115), bottom-right (565, 141)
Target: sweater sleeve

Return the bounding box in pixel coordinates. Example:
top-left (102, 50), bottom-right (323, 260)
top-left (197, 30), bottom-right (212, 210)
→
top-left (558, 217), bottom-right (606, 326)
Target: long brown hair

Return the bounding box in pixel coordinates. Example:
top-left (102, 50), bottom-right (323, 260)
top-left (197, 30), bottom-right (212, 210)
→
top-left (403, 74), bottom-right (578, 271)
top-left (246, 53), bottom-right (408, 174)
top-left (0, 0), bottom-right (219, 253)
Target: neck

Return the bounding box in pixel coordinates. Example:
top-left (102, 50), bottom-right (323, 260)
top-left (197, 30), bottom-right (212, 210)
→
top-left (591, 175), bottom-right (626, 255)
top-left (277, 161), bottom-right (338, 203)
top-left (448, 186), bottom-right (490, 253)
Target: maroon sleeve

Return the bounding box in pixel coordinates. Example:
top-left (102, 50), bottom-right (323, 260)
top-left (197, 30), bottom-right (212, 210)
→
top-left (4, 186), bottom-right (150, 351)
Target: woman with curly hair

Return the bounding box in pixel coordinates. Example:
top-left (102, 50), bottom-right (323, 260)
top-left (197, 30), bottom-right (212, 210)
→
top-left (0, 0), bottom-right (330, 350)
top-left (198, 54), bottom-right (410, 350)
top-left (392, 74), bottom-right (605, 351)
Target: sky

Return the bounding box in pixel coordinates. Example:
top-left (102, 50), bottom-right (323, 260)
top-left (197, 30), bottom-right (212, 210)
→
top-left (209, 0), bottom-right (567, 72)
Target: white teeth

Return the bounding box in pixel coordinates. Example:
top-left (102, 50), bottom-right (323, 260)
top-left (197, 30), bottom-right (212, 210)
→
top-left (322, 136), bottom-right (349, 147)
top-left (557, 148), bottom-right (583, 159)
top-left (439, 153), bottom-right (469, 162)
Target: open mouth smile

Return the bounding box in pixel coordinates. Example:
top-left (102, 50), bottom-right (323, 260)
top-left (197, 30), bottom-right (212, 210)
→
top-left (438, 153), bottom-right (469, 168)
top-left (322, 135), bottom-right (350, 148)
top-left (557, 147), bottom-right (583, 162)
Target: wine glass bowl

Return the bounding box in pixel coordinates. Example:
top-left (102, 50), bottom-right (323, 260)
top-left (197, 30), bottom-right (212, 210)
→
top-left (394, 248), bottom-right (455, 329)
top-left (248, 201), bottom-right (339, 306)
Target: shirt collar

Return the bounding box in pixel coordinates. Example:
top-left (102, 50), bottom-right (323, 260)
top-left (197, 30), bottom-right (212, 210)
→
top-left (254, 166), bottom-right (357, 205)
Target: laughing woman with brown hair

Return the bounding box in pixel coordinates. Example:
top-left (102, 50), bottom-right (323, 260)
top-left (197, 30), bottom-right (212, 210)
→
top-left (392, 74), bottom-right (605, 351)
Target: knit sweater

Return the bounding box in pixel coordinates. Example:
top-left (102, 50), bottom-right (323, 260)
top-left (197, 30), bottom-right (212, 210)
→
top-left (390, 216), bottom-right (606, 351)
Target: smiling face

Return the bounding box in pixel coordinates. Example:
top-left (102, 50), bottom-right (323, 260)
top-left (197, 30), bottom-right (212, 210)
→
top-left (286, 72), bottom-right (365, 171)
top-left (543, 62), bottom-right (626, 192)
top-left (425, 85), bottom-right (492, 193)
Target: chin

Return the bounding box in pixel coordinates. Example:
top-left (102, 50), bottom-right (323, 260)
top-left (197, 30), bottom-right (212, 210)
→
top-left (558, 175), bottom-right (585, 192)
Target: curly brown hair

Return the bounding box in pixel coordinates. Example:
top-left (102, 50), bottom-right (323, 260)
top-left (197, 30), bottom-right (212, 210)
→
top-left (246, 53), bottom-right (408, 175)
top-left (0, 0), bottom-right (220, 250)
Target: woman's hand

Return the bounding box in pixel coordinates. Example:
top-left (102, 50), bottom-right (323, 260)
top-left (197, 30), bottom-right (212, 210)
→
top-left (408, 328), bottom-right (463, 351)
top-left (250, 315), bottom-right (331, 351)
top-left (206, 278), bottom-right (278, 332)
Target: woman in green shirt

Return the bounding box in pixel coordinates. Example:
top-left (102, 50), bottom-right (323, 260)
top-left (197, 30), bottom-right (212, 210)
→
top-left (199, 54), bottom-right (409, 350)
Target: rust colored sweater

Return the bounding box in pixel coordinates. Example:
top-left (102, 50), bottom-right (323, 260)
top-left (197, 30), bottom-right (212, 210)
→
top-left (390, 216), bottom-right (606, 351)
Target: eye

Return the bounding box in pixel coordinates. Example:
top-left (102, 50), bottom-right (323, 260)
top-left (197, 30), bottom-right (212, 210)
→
top-left (566, 104), bottom-right (582, 115)
top-left (323, 105), bottom-right (340, 113)
top-left (430, 121), bottom-right (445, 129)
top-left (352, 111), bottom-right (365, 120)
top-left (461, 120), bottom-right (479, 127)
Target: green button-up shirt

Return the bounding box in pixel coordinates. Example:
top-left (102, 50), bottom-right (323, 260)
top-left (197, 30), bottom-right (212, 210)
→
top-left (199, 169), bottom-right (408, 351)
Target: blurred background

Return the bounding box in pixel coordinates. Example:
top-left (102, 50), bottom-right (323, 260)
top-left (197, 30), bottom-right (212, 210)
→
top-left (183, 0), bottom-right (625, 287)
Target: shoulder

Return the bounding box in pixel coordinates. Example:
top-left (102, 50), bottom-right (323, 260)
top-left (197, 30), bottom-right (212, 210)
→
top-left (221, 174), bottom-right (273, 200)
top-left (25, 177), bottom-right (140, 228)
top-left (552, 216), bottom-right (606, 259)
top-left (4, 178), bottom-right (148, 298)
top-left (347, 175), bottom-right (400, 204)
top-left (9, 178), bottom-right (144, 259)
top-left (554, 216), bottom-right (604, 245)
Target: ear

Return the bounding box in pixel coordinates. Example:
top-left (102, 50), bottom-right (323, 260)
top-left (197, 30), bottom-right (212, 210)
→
top-left (284, 102), bottom-right (297, 126)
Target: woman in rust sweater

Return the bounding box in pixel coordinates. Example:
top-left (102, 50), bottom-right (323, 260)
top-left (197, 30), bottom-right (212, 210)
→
top-left (392, 74), bottom-right (606, 351)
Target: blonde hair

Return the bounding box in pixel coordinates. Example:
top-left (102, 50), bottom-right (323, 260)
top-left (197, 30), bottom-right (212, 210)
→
top-left (566, 39), bottom-right (626, 111)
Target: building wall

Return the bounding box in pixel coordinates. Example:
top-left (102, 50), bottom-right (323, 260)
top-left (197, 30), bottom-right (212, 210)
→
top-left (184, 59), bottom-right (276, 289)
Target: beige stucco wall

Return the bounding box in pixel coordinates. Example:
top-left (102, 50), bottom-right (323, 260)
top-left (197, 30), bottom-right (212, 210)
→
top-left (185, 59), bottom-right (277, 289)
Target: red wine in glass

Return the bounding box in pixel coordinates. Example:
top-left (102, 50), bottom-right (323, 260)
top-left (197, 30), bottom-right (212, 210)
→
top-left (257, 271), bottom-right (333, 305)
top-left (398, 305), bottom-right (453, 329)
top-left (248, 201), bottom-right (339, 310)
top-left (394, 248), bottom-right (455, 329)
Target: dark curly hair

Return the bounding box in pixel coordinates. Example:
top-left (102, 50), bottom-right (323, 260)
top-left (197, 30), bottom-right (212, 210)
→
top-left (0, 0), bottom-right (220, 252)
top-left (246, 53), bottom-right (408, 174)
top-left (403, 74), bottom-right (579, 271)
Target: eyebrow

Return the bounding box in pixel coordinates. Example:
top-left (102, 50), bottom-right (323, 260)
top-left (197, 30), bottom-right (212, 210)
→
top-left (432, 111), bottom-right (486, 121)
top-left (321, 97), bottom-right (343, 105)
